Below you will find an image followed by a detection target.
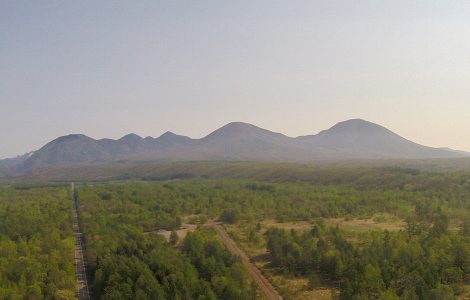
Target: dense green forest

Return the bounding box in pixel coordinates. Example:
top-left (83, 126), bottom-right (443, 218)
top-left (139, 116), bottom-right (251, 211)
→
top-left (0, 186), bottom-right (76, 299)
top-left (182, 229), bottom-right (257, 299)
top-left (2, 163), bottom-right (470, 299)
top-left (75, 174), bottom-right (470, 299)
top-left (76, 184), bottom-right (257, 299)
top-left (76, 175), bottom-right (470, 230)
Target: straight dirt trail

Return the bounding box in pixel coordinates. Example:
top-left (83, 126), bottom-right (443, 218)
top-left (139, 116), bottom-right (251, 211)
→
top-left (209, 223), bottom-right (283, 300)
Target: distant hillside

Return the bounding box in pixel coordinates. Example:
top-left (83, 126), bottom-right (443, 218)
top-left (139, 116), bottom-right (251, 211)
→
top-left (1, 119), bottom-right (467, 175)
top-left (297, 119), bottom-right (459, 159)
top-left (20, 131), bottom-right (193, 171)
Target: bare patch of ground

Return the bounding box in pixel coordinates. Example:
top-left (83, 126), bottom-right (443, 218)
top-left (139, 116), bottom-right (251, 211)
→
top-left (260, 213), bottom-right (405, 234)
top-left (260, 220), bottom-right (313, 233)
top-left (324, 214), bottom-right (405, 232)
top-left (254, 258), bottom-right (337, 300)
top-left (156, 223), bottom-right (198, 243)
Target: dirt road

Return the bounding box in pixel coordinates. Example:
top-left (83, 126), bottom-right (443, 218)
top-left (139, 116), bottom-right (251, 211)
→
top-left (209, 223), bottom-right (282, 300)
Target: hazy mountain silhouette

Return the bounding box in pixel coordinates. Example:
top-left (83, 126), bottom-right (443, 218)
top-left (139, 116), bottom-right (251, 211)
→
top-left (3, 119), bottom-right (467, 173)
top-left (21, 134), bottom-right (110, 170)
top-left (297, 119), bottom-right (457, 159)
top-left (189, 122), bottom-right (300, 160)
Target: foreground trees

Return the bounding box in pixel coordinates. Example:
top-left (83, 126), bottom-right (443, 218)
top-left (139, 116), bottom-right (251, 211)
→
top-left (0, 186), bottom-right (76, 299)
top-left (183, 230), bottom-right (256, 299)
top-left (92, 230), bottom-right (213, 299)
top-left (78, 185), bottom-right (257, 299)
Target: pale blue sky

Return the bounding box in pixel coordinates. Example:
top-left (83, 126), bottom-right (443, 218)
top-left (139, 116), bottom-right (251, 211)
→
top-left (1, 1), bottom-right (470, 158)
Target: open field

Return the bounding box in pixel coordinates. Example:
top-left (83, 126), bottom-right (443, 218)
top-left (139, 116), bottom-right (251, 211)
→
top-left (323, 214), bottom-right (405, 232)
top-left (259, 214), bottom-right (405, 233)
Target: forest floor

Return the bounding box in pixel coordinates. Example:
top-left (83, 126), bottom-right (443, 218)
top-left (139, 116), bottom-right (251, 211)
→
top-left (459, 286), bottom-right (470, 300)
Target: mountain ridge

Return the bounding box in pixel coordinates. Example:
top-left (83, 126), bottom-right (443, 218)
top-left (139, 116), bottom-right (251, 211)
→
top-left (2, 119), bottom-right (468, 174)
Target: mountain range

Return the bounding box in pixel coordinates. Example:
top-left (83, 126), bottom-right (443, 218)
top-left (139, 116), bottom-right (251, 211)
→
top-left (1, 119), bottom-right (468, 175)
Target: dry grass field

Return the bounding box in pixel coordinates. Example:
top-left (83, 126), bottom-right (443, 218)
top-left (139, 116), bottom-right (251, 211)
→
top-left (323, 214), bottom-right (405, 232)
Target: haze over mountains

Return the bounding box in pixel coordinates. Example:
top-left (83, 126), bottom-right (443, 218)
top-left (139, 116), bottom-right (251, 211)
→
top-left (1, 119), bottom-right (467, 174)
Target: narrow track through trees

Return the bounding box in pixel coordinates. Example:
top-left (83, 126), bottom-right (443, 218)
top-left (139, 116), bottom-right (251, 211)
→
top-left (71, 183), bottom-right (92, 300)
top-left (209, 223), bottom-right (283, 300)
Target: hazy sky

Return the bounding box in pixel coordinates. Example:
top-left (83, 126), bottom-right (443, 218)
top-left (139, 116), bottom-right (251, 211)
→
top-left (1, 1), bottom-right (470, 158)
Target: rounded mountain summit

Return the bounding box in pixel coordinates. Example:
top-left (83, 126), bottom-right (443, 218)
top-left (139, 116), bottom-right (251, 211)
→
top-left (3, 119), bottom-right (467, 172)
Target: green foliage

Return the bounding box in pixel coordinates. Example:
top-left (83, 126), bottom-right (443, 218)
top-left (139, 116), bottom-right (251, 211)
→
top-left (74, 177), bottom-right (470, 299)
top-left (246, 183), bottom-right (275, 192)
top-left (0, 186), bottom-right (76, 299)
top-left (308, 272), bottom-right (321, 289)
top-left (92, 232), bottom-right (207, 299)
top-left (75, 178), bottom-right (438, 226)
top-left (77, 202), bottom-right (213, 299)
top-left (248, 227), bottom-right (260, 245)
top-left (221, 209), bottom-right (240, 224)
top-left (379, 290), bottom-right (400, 300)
top-left (266, 211), bottom-right (470, 300)
top-left (78, 183), bottom-right (258, 299)
top-left (429, 285), bottom-right (456, 300)
top-left (169, 231), bottom-right (179, 245)
top-left (182, 229), bottom-right (255, 299)
top-left (4, 162), bottom-right (470, 300)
